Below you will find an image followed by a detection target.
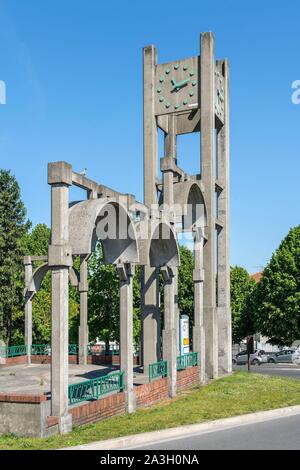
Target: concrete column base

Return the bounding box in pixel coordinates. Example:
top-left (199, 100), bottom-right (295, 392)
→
top-left (125, 390), bottom-right (137, 414)
top-left (204, 306), bottom-right (218, 380)
top-left (193, 325), bottom-right (206, 384)
top-left (217, 306), bottom-right (232, 375)
top-left (78, 324), bottom-right (88, 366)
top-left (58, 413), bottom-right (73, 434)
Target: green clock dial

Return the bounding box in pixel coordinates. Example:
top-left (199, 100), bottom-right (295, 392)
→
top-left (155, 59), bottom-right (198, 114)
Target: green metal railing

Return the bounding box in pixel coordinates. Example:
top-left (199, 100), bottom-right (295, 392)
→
top-left (31, 344), bottom-right (50, 355)
top-left (148, 360), bottom-right (168, 382)
top-left (68, 343), bottom-right (78, 355)
top-left (0, 345), bottom-right (27, 358)
top-left (68, 371), bottom-right (125, 404)
top-left (86, 344), bottom-right (120, 356)
top-left (0, 343), bottom-right (80, 357)
top-left (177, 352), bottom-right (199, 371)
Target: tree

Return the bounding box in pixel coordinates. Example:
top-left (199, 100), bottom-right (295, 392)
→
top-left (0, 170), bottom-right (31, 344)
top-left (230, 266), bottom-right (256, 343)
top-left (252, 226), bottom-right (300, 346)
top-left (178, 245), bottom-right (194, 323)
top-left (87, 243), bottom-right (142, 351)
top-left (88, 243), bottom-right (120, 350)
top-left (22, 223), bottom-right (50, 256)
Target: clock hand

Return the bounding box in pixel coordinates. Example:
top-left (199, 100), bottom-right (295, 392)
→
top-left (172, 78), bottom-right (190, 91)
top-left (171, 77), bottom-right (178, 87)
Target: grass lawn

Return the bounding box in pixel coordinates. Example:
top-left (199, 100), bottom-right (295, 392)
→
top-left (1, 371), bottom-right (300, 450)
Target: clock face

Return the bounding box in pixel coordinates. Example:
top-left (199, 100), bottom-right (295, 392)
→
top-left (154, 56), bottom-right (199, 116)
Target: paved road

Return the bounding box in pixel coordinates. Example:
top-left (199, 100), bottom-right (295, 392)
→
top-left (233, 363), bottom-right (300, 380)
top-left (130, 414), bottom-right (300, 450)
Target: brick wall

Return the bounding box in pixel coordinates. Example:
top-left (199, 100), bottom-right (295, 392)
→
top-left (135, 377), bottom-right (169, 408)
top-left (70, 392), bottom-right (126, 426)
top-left (0, 354), bottom-right (139, 368)
top-left (87, 355), bottom-right (139, 366)
top-left (177, 366), bottom-right (200, 389)
top-left (69, 367), bottom-right (199, 427)
top-left (0, 392), bottom-right (46, 403)
top-left (0, 355), bottom-right (27, 367)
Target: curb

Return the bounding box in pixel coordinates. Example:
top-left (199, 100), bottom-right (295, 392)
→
top-left (63, 404), bottom-right (300, 450)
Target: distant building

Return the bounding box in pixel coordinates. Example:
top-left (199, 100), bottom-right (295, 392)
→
top-left (250, 272), bottom-right (263, 283)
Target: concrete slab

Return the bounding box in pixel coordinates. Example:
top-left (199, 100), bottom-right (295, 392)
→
top-left (0, 363), bottom-right (148, 395)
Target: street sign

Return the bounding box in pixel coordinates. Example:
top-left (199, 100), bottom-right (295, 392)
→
top-left (180, 315), bottom-right (190, 355)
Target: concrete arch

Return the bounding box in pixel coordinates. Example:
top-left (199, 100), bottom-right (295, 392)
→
top-left (26, 263), bottom-right (79, 299)
top-left (69, 198), bottom-right (139, 265)
top-left (149, 223), bottom-right (180, 267)
top-left (173, 180), bottom-right (207, 231)
top-left (186, 183), bottom-right (207, 229)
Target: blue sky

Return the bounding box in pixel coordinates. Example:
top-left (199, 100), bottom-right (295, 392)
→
top-left (0, 0), bottom-right (299, 273)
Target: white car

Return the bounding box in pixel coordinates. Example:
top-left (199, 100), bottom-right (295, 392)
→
top-left (233, 350), bottom-right (267, 366)
top-left (268, 349), bottom-right (300, 364)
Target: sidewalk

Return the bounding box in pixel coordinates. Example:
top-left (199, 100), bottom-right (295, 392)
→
top-left (63, 404), bottom-right (300, 450)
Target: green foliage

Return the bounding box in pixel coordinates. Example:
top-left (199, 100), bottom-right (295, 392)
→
top-left (21, 223), bottom-right (80, 344)
top-left (178, 245), bottom-right (194, 321)
top-left (0, 170), bottom-right (31, 344)
top-left (252, 226), bottom-right (300, 346)
top-left (230, 266), bottom-right (256, 343)
top-left (22, 223), bottom-right (50, 256)
top-left (132, 266), bottom-right (141, 350)
top-left (88, 244), bottom-right (120, 347)
top-left (88, 244), bottom-right (141, 350)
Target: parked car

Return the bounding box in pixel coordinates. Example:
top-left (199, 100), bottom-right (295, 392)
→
top-left (267, 349), bottom-right (300, 364)
top-left (232, 350), bottom-right (267, 366)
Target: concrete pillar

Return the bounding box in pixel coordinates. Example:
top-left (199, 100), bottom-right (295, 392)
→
top-left (78, 255), bottom-right (89, 366)
top-left (141, 44), bottom-right (160, 370)
top-left (164, 115), bottom-right (180, 355)
top-left (141, 266), bottom-right (161, 370)
top-left (217, 59), bottom-right (232, 375)
top-left (174, 267), bottom-right (180, 354)
top-left (24, 256), bottom-right (33, 364)
top-left (143, 44), bottom-right (158, 206)
top-left (162, 266), bottom-right (177, 397)
top-left (48, 161), bottom-right (73, 434)
top-left (192, 228), bottom-right (206, 383)
top-left (117, 263), bottom-right (136, 413)
top-left (200, 32), bottom-right (218, 379)
top-left (161, 133), bottom-right (177, 397)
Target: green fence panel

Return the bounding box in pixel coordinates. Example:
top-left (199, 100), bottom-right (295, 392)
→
top-left (6, 345), bottom-right (27, 357)
top-left (68, 371), bottom-right (125, 405)
top-left (148, 360), bottom-right (168, 382)
top-left (176, 352), bottom-right (199, 371)
top-left (31, 344), bottom-right (50, 355)
top-left (68, 344), bottom-right (78, 355)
